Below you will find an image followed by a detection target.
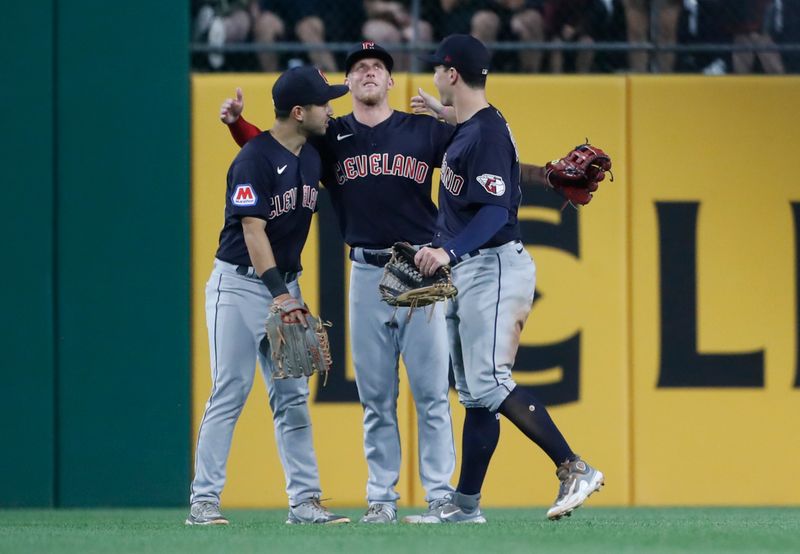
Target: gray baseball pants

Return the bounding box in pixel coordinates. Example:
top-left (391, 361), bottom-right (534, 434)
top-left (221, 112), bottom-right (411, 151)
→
top-left (190, 258), bottom-right (322, 507)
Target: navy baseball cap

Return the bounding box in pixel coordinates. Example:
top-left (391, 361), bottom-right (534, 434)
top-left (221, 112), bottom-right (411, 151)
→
top-left (420, 34), bottom-right (490, 78)
top-left (345, 41), bottom-right (394, 74)
top-left (272, 66), bottom-right (348, 112)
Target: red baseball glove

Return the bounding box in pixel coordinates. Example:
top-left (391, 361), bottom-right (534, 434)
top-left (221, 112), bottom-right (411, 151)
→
top-left (545, 142), bottom-right (612, 209)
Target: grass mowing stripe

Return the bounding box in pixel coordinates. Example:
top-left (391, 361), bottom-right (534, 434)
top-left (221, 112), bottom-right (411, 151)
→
top-left (1, 508), bottom-right (798, 554)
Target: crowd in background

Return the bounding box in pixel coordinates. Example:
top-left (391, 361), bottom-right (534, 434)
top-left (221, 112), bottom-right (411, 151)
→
top-left (191, 0), bottom-right (800, 74)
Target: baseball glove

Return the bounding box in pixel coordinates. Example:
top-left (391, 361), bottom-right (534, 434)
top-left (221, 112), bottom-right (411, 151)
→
top-left (545, 142), bottom-right (612, 209)
top-left (261, 297), bottom-right (332, 384)
top-left (379, 242), bottom-right (458, 308)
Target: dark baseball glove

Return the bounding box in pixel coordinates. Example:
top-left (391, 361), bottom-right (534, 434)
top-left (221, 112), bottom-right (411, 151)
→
top-left (545, 142), bottom-right (612, 209)
top-left (379, 242), bottom-right (458, 308)
top-left (260, 297), bottom-right (332, 384)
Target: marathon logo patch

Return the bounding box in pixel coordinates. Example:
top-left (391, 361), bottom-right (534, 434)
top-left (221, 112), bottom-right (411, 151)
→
top-left (477, 174), bottom-right (506, 196)
top-left (232, 184), bottom-right (257, 206)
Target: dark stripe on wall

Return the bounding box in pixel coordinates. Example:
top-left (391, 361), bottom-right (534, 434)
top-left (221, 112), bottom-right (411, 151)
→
top-left (51, 0), bottom-right (60, 508)
top-left (0, 2), bottom-right (56, 507)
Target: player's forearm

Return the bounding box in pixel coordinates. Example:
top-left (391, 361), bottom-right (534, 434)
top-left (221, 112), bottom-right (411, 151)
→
top-left (242, 218), bottom-right (289, 298)
top-left (442, 204), bottom-right (509, 263)
top-left (229, 116), bottom-right (261, 147)
top-left (520, 163), bottom-right (548, 188)
top-left (436, 106), bottom-right (458, 126)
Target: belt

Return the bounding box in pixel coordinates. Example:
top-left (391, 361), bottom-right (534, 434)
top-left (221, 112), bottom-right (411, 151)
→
top-left (235, 264), bottom-right (299, 283)
top-left (455, 239), bottom-right (522, 264)
top-left (349, 247), bottom-right (392, 267)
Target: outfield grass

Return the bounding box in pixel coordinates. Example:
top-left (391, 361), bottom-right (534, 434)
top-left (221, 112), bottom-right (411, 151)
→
top-left (1, 507), bottom-right (798, 554)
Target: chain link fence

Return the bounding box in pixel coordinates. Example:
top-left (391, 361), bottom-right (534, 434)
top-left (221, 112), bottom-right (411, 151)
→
top-left (191, 1), bottom-right (800, 74)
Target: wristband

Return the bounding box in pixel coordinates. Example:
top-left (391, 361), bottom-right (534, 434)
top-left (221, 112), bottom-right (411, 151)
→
top-left (259, 267), bottom-right (289, 298)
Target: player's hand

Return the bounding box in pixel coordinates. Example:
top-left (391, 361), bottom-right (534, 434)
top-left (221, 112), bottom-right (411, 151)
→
top-left (414, 247), bottom-right (450, 277)
top-left (411, 87), bottom-right (444, 117)
top-left (273, 293), bottom-right (308, 328)
top-left (220, 87), bottom-right (244, 124)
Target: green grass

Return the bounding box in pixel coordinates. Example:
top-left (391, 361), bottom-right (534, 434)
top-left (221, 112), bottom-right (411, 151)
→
top-left (1, 508), bottom-right (798, 554)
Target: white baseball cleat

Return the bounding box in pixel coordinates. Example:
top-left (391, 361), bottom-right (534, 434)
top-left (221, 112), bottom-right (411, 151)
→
top-left (359, 503), bottom-right (397, 524)
top-left (402, 497), bottom-right (486, 524)
top-left (547, 457), bottom-right (604, 520)
top-left (286, 498), bottom-right (350, 525)
top-left (185, 501), bottom-right (229, 525)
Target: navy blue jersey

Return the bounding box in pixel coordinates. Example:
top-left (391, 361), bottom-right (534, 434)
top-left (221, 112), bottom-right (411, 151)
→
top-left (432, 106), bottom-right (521, 249)
top-left (310, 111), bottom-right (454, 249)
top-left (216, 132), bottom-right (322, 271)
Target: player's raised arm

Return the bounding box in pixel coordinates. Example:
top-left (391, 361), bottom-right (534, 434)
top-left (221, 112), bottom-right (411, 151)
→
top-left (220, 87), bottom-right (244, 123)
top-left (220, 87), bottom-right (261, 146)
top-left (411, 87), bottom-right (457, 125)
top-left (520, 163), bottom-right (548, 188)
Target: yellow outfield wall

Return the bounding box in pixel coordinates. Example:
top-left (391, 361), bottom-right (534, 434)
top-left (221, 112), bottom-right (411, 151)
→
top-left (191, 74), bottom-right (800, 509)
top-left (628, 77), bottom-right (800, 505)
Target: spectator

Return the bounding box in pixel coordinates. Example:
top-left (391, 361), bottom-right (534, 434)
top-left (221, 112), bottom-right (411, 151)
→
top-left (688, 1), bottom-right (785, 74)
top-left (592, 0), bottom-right (630, 73)
top-left (543, 0), bottom-right (611, 73)
top-left (362, 1), bottom-right (435, 70)
top-left (490, 1), bottom-right (547, 72)
top-left (252, 0), bottom-right (340, 72)
top-left (193, 1), bottom-right (254, 70)
top-left (718, 0), bottom-right (785, 73)
top-left (428, 1), bottom-right (546, 72)
top-left (623, 0), bottom-right (683, 72)
top-left (676, 0), bottom-right (729, 73)
top-left (774, 0), bottom-right (800, 72)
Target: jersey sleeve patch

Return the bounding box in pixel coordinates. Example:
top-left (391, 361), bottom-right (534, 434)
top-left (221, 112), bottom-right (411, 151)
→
top-left (232, 184), bottom-right (258, 206)
top-left (477, 174), bottom-right (506, 196)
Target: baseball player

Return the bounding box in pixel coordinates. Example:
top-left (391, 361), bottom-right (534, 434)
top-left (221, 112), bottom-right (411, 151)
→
top-left (187, 66), bottom-right (350, 526)
top-left (221, 43), bottom-right (458, 523)
top-left (411, 34), bottom-right (604, 523)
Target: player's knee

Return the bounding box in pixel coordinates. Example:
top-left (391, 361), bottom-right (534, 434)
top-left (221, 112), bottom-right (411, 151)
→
top-left (282, 403), bottom-right (311, 431)
top-left (362, 393), bottom-right (399, 416)
top-left (411, 390), bottom-right (448, 412)
top-left (207, 386), bottom-right (250, 417)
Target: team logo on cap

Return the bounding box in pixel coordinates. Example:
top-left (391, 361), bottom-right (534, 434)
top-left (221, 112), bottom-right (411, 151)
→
top-left (232, 184), bottom-right (257, 206)
top-left (362, 41), bottom-right (375, 50)
top-left (317, 69), bottom-right (329, 84)
top-left (477, 174), bottom-right (505, 196)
